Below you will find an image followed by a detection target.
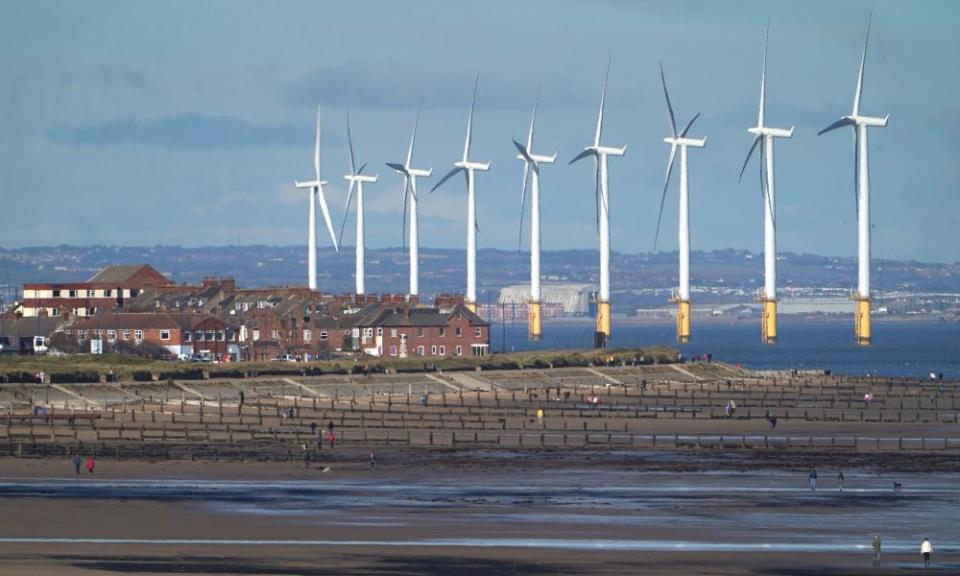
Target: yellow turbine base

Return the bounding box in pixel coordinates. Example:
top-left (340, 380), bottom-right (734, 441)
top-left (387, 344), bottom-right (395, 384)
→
top-left (465, 301), bottom-right (477, 314)
top-left (677, 299), bottom-right (691, 344)
top-left (761, 299), bottom-right (778, 344)
top-left (855, 297), bottom-right (871, 346)
top-left (595, 300), bottom-right (611, 348)
top-left (528, 301), bottom-right (542, 341)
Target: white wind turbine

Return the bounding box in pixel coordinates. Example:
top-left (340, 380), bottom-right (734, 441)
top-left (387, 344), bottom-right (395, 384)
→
top-left (431, 74), bottom-right (490, 313)
top-left (654, 63), bottom-right (706, 344)
top-left (737, 21), bottom-right (794, 344)
top-left (570, 59), bottom-right (625, 349)
top-left (386, 107), bottom-right (432, 298)
top-left (338, 111), bottom-right (378, 296)
top-left (513, 89), bottom-right (556, 341)
top-left (294, 107), bottom-right (339, 291)
top-left (818, 12), bottom-right (888, 346)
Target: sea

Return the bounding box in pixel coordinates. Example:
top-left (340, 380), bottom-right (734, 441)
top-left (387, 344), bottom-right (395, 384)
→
top-left (490, 319), bottom-right (960, 379)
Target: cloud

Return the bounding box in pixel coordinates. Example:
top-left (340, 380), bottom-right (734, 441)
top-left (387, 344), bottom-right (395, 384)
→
top-left (50, 113), bottom-right (341, 149)
top-left (283, 63), bottom-right (589, 110)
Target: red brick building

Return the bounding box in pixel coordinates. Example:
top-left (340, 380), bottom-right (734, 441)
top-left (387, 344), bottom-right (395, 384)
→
top-left (20, 264), bottom-right (170, 319)
top-left (66, 312), bottom-right (229, 358)
top-left (352, 303), bottom-right (490, 358)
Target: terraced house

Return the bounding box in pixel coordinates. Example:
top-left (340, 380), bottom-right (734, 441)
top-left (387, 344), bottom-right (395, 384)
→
top-left (66, 313), bottom-right (230, 359)
top-left (350, 303), bottom-right (489, 358)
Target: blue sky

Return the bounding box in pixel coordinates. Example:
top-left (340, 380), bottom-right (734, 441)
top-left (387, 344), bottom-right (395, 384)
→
top-left (1, 0), bottom-right (957, 262)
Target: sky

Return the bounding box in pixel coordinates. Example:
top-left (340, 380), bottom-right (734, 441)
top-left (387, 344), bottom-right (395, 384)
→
top-left (1, 0), bottom-right (958, 263)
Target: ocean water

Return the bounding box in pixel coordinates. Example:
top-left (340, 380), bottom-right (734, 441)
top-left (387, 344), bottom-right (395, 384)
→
top-left (490, 319), bottom-right (960, 378)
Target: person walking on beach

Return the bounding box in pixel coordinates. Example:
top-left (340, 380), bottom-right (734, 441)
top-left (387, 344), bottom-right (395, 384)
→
top-left (368, 451), bottom-right (376, 470)
top-left (536, 407), bottom-right (544, 425)
top-left (921, 538), bottom-right (933, 567)
top-left (85, 456), bottom-right (95, 475)
top-left (808, 468), bottom-right (818, 491)
top-left (838, 470), bottom-right (845, 492)
top-left (72, 454), bottom-right (82, 477)
top-left (872, 535), bottom-right (882, 566)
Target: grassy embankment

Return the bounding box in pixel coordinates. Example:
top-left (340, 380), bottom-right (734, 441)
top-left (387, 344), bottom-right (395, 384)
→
top-left (0, 346), bottom-right (681, 383)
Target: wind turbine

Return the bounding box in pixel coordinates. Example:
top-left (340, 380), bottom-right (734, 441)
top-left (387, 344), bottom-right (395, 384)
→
top-left (738, 21), bottom-right (794, 344)
top-left (386, 107), bottom-right (432, 299)
top-left (294, 107), bottom-right (339, 291)
top-left (654, 63), bottom-right (706, 344)
top-left (338, 111), bottom-right (378, 296)
top-left (513, 89), bottom-right (556, 341)
top-left (570, 59), bottom-right (625, 349)
top-left (431, 74), bottom-right (490, 314)
top-left (818, 13), bottom-right (888, 346)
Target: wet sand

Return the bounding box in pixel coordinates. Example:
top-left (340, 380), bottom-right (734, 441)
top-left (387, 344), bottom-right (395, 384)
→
top-left (0, 454), bottom-right (957, 575)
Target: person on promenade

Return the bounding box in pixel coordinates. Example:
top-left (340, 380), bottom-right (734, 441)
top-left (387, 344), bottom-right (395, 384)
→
top-left (808, 468), bottom-right (817, 491)
top-left (369, 452), bottom-right (376, 470)
top-left (921, 538), bottom-right (933, 567)
top-left (872, 535), bottom-right (882, 566)
top-left (72, 454), bottom-right (82, 477)
top-left (536, 408), bottom-right (544, 424)
top-left (86, 456), bottom-right (95, 475)
top-left (838, 470), bottom-right (845, 492)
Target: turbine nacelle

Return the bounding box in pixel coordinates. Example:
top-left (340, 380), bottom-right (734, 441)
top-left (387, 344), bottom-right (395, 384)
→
top-left (748, 126), bottom-right (794, 139)
top-left (295, 179), bottom-right (327, 189)
top-left (851, 114), bottom-right (889, 128)
top-left (455, 160), bottom-right (491, 172)
top-left (662, 136), bottom-right (706, 148)
top-left (408, 168), bottom-right (433, 178)
top-left (345, 174), bottom-right (378, 184)
top-left (516, 152), bottom-right (557, 165)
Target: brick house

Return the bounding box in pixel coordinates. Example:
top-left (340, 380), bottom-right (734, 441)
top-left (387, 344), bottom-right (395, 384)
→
top-left (20, 264), bottom-right (170, 319)
top-left (66, 312), bottom-right (230, 358)
top-left (352, 303), bottom-right (490, 358)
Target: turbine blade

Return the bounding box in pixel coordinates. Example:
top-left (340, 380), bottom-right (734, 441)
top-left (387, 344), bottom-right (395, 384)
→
top-left (430, 166), bottom-right (463, 193)
top-left (594, 57), bottom-right (611, 147)
top-left (853, 125), bottom-right (860, 219)
top-left (314, 106), bottom-right (322, 179)
top-left (402, 176), bottom-right (410, 252)
top-left (653, 144), bottom-right (677, 251)
top-left (386, 162), bottom-right (407, 174)
top-left (594, 158), bottom-right (601, 234)
top-left (518, 151), bottom-right (530, 251)
top-left (512, 139), bottom-right (533, 164)
top-left (464, 73), bottom-right (479, 162)
top-left (406, 102), bottom-right (421, 169)
top-left (659, 62), bottom-right (678, 137)
top-left (569, 148), bottom-right (594, 165)
top-left (817, 117), bottom-right (855, 136)
top-left (738, 135), bottom-right (761, 184)
top-left (853, 9), bottom-right (873, 117)
top-left (346, 110), bottom-right (356, 176)
top-left (680, 112), bottom-right (700, 138)
top-left (357, 163), bottom-right (367, 176)
top-left (759, 18), bottom-right (769, 128)
top-left (317, 185), bottom-right (339, 253)
top-left (338, 180), bottom-right (356, 249)
top-left (527, 86), bottom-right (539, 152)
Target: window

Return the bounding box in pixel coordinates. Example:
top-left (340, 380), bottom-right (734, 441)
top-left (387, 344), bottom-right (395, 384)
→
top-left (455, 345), bottom-right (462, 356)
top-left (417, 327), bottom-right (424, 337)
top-left (184, 331), bottom-right (192, 342)
top-left (271, 329), bottom-right (279, 340)
top-left (217, 331), bottom-right (225, 341)
top-left (389, 345), bottom-right (397, 356)
top-left (320, 330), bottom-right (328, 342)
top-left (417, 345), bottom-right (424, 356)
top-left (86, 290), bottom-right (95, 297)
top-left (439, 345), bottom-right (446, 355)
top-left (363, 328), bottom-right (373, 338)
top-left (68, 290), bottom-right (77, 298)
top-left (123, 329), bottom-right (131, 340)
top-left (475, 328), bottom-right (482, 337)
top-left (456, 327), bottom-right (462, 337)
top-left (252, 329), bottom-right (260, 341)
top-left (196, 331), bottom-right (205, 342)
top-left (51, 308), bottom-right (60, 316)
top-left (439, 327), bottom-right (446, 337)
top-left (376, 327), bottom-right (383, 336)
top-left (207, 331), bottom-right (216, 342)
top-left (134, 329), bottom-right (143, 341)
top-left (160, 330), bottom-right (170, 341)
top-left (390, 328), bottom-right (397, 337)
top-left (131, 289), bottom-right (140, 297)
top-left (52, 290), bottom-right (61, 297)
top-left (431, 345), bottom-right (437, 355)
top-left (104, 289), bottom-right (112, 297)
top-left (304, 329), bottom-right (312, 342)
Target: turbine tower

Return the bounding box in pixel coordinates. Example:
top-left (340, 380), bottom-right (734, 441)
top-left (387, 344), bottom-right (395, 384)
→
top-left (654, 63), bottom-right (706, 344)
top-left (387, 107), bottom-right (432, 299)
top-left (738, 21), bottom-right (794, 344)
top-left (818, 13), bottom-right (888, 346)
top-left (294, 107), bottom-right (339, 291)
top-left (431, 74), bottom-right (490, 314)
top-left (338, 111), bottom-right (378, 296)
top-left (570, 60), bottom-right (625, 349)
top-left (513, 89), bottom-right (556, 341)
